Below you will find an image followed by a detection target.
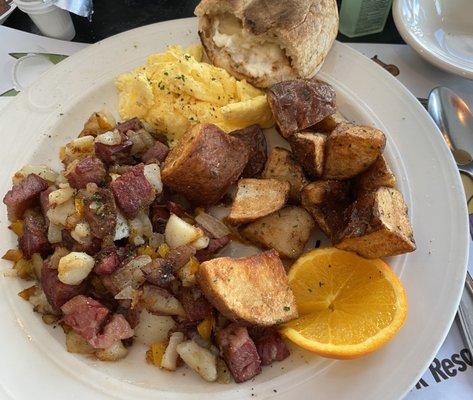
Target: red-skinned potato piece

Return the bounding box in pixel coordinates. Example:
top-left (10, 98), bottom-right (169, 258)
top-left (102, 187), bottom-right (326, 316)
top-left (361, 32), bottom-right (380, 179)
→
top-left (161, 124), bottom-right (249, 206)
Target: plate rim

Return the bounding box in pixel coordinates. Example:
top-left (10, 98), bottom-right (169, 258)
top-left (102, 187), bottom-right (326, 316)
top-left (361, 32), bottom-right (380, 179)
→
top-left (0, 16), bottom-right (469, 400)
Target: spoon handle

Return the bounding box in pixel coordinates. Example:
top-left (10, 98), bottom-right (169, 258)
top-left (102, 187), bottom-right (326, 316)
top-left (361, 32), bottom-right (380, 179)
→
top-left (459, 165), bottom-right (473, 180)
top-left (458, 272), bottom-right (473, 352)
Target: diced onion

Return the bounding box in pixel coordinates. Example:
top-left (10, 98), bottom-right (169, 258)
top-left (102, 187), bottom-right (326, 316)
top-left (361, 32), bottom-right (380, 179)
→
top-left (95, 341), bottom-right (128, 361)
top-left (12, 165), bottom-right (58, 185)
top-left (165, 214), bottom-right (203, 248)
top-left (176, 341), bottom-right (217, 382)
top-left (196, 212), bottom-right (230, 239)
top-left (191, 235), bottom-right (210, 250)
top-left (143, 163), bottom-right (163, 194)
top-left (134, 310), bottom-right (176, 346)
top-left (161, 332), bottom-right (185, 371)
top-left (49, 187), bottom-right (75, 207)
top-left (95, 130), bottom-right (122, 145)
top-left (114, 211), bottom-right (130, 241)
top-left (47, 222), bottom-right (63, 244)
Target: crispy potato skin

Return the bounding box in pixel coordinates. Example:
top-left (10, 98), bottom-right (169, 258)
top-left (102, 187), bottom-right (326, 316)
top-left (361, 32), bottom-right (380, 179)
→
top-left (227, 178), bottom-right (290, 224)
top-left (231, 125), bottom-right (268, 178)
top-left (335, 187), bottom-right (416, 258)
top-left (323, 123), bottom-right (386, 180)
top-left (267, 78), bottom-right (336, 138)
top-left (242, 206), bottom-right (315, 259)
top-left (301, 180), bottom-right (352, 241)
top-left (262, 147), bottom-right (308, 203)
top-left (197, 250), bottom-right (298, 325)
top-left (289, 132), bottom-right (326, 178)
top-left (161, 124), bottom-right (249, 205)
top-left (355, 155), bottom-right (396, 192)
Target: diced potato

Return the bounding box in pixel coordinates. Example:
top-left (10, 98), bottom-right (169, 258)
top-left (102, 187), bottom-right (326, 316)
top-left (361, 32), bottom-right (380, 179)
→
top-left (262, 147), bottom-right (308, 203)
top-left (323, 124), bottom-right (386, 180)
top-left (289, 132), bottom-right (326, 178)
top-left (48, 187), bottom-right (75, 206)
top-left (165, 214), bottom-right (204, 248)
top-left (355, 155), bottom-right (396, 192)
top-left (176, 340), bottom-right (217, 382)
top-left (161, 332), bottom-right (185, 371)
top-left (12, 165), bottom-right (58, 185)
top-left (336, 187), bottom-right (416, 258)
top-left (134, 310), bottom-right (176, 346)
top-left (80, 111), bottom-right (116, 137)
top-left (178, 257), bottom-right (200, 287)
top-left (191, 235), bottom-right (210, 250)
top-left (241, 206), bottom-right (315, 259)
top-left (95, 130), bottom-right (122, 145)
top-left (70, 222), bottom-right (92, 246)
top-left (46, 198), bottom-right (76, 226)
top-left (142, 285), bottom-right (186, 317)
top-left (66, 330), bottom-right (95, 354)
top-left (95, 341), bottom-right (128, 361)
top-left (114, 211), bottom-right (130, 241)
top-left (57, 252), bottom-right (95, 285)
top-left (312, 111), bottom-right (348, 133)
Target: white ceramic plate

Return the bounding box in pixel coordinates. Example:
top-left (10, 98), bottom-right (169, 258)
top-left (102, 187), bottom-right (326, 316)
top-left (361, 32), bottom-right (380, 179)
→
top-left (393, 0), bottom-right (473, 79)
top-left (0, 18), bottom-right (468, 400)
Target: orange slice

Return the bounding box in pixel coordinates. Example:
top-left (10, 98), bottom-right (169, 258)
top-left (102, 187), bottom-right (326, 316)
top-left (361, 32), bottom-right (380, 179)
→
top-left (280, 248), bottom-right (407, 359)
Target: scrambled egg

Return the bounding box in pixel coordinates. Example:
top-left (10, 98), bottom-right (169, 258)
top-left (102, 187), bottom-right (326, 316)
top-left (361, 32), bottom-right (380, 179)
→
top-left (116, 45), bottom-right (274, 144)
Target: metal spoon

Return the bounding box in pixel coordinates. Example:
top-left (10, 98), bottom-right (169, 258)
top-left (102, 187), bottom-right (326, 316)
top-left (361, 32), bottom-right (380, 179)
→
top-left (428, 87), bottom-right (473, 178)
top-left (428, 86), bottom-right (473, 353)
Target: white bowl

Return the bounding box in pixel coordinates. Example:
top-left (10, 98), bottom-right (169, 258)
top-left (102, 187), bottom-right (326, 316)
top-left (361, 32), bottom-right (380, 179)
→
top-left (393, 0), bottom-right (473, 79)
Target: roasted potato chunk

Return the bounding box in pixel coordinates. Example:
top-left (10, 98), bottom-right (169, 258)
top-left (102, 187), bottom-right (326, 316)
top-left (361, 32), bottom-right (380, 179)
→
top-left (267, 78), bottom-right (336, 138)
top-left (227, 178), bottom-right (290, 224)
top-left (231, 125), bottom-right (267, 178)
top-left (312, 111), bottom-right (348, 133)
top-left (335, 187), bottom-right (415, 259)
top-left (289, 132), bottom-right (326, 178)
top-left (262, 147), bottom-right (308, 203)
top-left (197, 250), bottom-right (298, 326)
top-left (356, 155), bottom-right (396, 192)
top-left (301, 180), bottom-right (352, 241)
top-left (242, 206), bottom-right (315, 259)
top-left (161, 124), bottom-right (249, 205)
top-left (323, 124), bottom-right (386, 180)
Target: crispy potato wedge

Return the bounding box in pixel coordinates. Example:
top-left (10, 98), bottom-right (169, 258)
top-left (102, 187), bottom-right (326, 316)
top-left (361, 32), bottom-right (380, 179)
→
top-left (161, 123), bottom-right (249, 205)
top-left (335, 187), bottom-right (416, 258)
top-left (241, 206), bottom-right (315, 259)
top-left (230, 125), bottom-right (267, 178)
top-left (227, 178), bottom-right (290, 224)
top-left (356, 155), bottom-right (396, 192)
top-left (262, 147), bottom-right (308, 203)
top-left (289, 132), bottom-right (326, 178)
top-left (197, 250), bottom-right (297, 326)
top-left (323, 124), bottom-right (386, 180)
top-left (301, 180), bottom-right (352, 241)
top-left (311, 111), bottom-right (348, 133)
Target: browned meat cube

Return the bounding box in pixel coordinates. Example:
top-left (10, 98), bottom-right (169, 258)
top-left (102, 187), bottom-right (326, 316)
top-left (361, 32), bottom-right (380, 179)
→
top-left (323, 124), bottom-right (386, 180)
top-left (116, 117), bottom-right (143, 134)
top-left (19, 211), bottom-right (50, 259)
top-left (301, 180), bottom-right (352, 242)
top-left (262, 147), bottom-right (308, 203)
top-left (180, 287), bottom-right (213, 322)
top-left (217, 324), bottom-right (261, 383)
top-left (61, 295), bottom-right (110, 341)
top-left (3, 173), bottom-right (49, 221)
top-left (335, 187), bottom-right (416, 259)
top-left (267, 78), bottom-right (336, 138)
top-left (94, 247), bottom-right (121, 275)
top-left (94, 135), bottom-right (133, 165)
top-left (161, 124), bottom-right (249, 205)
top-left (41, 260), bottom-right (88, 310)
top-left (141, 141), bottom-right (169, 164)
top-left (231, 124), bottom-right (267, 178)
top-left (83, 188), bottom-right (117, 239)
top-left (110, 164), bottom-right (154, 218)
top-left (88, 313), bottom-right (134, 349)
top-left (39, 186), bottom-right (55, 217)
top-left (141, 258), bottom-right (175, 287)
top-left (355, 155), bottom-right (396, 192)
top-left (289, 132), bottom-right (327, 178)
top-left (250, 328), bottom-right (290, 366)
top-left (65, 156), bottom-right (107, 189)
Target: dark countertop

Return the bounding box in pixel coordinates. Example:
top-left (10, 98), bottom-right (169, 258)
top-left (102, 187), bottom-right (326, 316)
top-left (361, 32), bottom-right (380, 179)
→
top-left (4, 0), bottom-right (404, 44)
